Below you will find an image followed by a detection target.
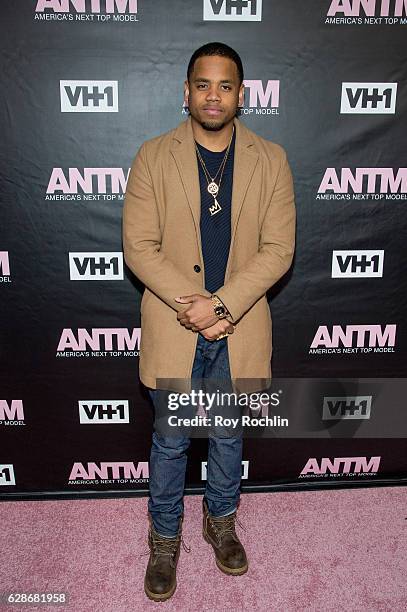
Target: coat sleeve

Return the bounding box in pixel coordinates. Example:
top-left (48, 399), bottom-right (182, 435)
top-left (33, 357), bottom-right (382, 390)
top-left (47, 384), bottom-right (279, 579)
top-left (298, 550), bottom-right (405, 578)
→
top-left (122, 142), bottom-right (211, 312)
top-left (216, 149), bottom-right (296, 323)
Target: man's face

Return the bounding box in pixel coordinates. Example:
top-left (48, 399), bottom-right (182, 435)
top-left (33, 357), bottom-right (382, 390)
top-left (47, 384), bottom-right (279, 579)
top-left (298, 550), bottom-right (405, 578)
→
top-left (184, 55), bottom-right (244, 131)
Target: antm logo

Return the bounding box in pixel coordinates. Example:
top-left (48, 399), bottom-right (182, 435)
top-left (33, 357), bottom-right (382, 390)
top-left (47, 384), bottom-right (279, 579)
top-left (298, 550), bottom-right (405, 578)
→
top-left (0, 252), bottom-right (10, 279)
top-left (327, 0), bottom-right (407, 18)
top-left (311, 324), bottom-right (396, 349)
top-left (203, 0), bottom-right (262, 21)
top-left (0, 400), bottom-right (24, 421)
top-left (36, 0), bottom-right (138, 14)
top-left (300, 456), bottom-right (380, 476)
top-left (60, 80), bottom-right (118, 112)
top-left (47, 168), bottom-right (128, 195)
top-left (69, 461), bottom-right (149, 480)
top-left (244, 80), bottom-right (280, 108)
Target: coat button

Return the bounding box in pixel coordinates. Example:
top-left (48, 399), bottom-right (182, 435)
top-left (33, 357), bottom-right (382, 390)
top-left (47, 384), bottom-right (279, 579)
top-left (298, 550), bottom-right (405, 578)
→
top-left (194, 265), bottom-right (201, 273)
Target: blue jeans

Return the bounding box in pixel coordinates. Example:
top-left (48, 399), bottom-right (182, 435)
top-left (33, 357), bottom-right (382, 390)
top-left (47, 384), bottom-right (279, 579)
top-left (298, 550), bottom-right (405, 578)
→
top-left (147, 334), bottom-right (243, 537)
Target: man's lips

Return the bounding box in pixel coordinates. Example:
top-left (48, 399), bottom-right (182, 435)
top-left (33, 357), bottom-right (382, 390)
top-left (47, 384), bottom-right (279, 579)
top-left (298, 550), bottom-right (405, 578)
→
top-left (203, 107), bottom-right (223, 115)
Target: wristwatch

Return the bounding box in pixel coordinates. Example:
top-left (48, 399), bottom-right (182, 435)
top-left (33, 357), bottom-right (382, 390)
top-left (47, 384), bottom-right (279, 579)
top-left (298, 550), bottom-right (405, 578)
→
top-left (211, 294), bottom-right (229, 320)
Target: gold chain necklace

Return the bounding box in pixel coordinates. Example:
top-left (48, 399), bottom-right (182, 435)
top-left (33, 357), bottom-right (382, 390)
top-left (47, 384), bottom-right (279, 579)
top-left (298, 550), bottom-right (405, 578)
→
top-left (195, 127), bottom-right (234, 216)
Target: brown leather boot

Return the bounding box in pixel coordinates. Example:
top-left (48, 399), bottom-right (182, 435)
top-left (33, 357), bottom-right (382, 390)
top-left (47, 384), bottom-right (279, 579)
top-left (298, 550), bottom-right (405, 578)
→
top-left (144, 514), bottom-right (189, 602)
top-left (202, 499), bottom-right (248, 575)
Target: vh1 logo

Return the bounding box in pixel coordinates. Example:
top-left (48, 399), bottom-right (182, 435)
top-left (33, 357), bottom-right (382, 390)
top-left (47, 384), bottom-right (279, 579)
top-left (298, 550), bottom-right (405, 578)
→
top-left (332, 250), bottom-right (384, 277)
top-left (60, 80), bottom-right (118, 112)
top-left (0, 251), bottom-right (11, 282)
top-left (300, 456), bottom-right (380, 476)
top-left (79, 400), bottom-right (129, 423)
top-left (203, 0), bottom-right (262, 21)
top-left (0, 464), bottom-right (16, 486)
top-left (69, 252), bottom-right (124, 280)
top-left (322, 396), bottom-right (372, 420)
top-left (201, 460), bottom-right (249, 480)
top-left (340, 83), bottom-right (397, 114)
top-left (0, 400), bottom-right (25, 424)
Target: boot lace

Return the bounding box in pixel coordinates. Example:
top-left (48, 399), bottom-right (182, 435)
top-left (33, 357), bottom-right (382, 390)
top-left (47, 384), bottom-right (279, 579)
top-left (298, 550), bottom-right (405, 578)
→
top-left (209, 512), bottom-right (246, 541)
top-left (140, 530), bottom-right (191, 559)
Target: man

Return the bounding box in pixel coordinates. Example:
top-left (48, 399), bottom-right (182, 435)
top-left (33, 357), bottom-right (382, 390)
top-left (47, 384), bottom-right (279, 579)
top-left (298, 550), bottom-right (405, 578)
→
top-left (123, 42), bottom-right (295, 601)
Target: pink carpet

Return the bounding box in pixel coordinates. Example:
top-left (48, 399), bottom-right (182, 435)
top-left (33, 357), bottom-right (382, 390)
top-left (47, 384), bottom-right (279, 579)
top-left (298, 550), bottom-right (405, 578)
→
top-left (1, 487), bottom-right (406, 611)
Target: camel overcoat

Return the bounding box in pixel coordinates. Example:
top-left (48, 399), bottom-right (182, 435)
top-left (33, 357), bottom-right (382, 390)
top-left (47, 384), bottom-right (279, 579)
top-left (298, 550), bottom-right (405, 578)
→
top-left (123, 116), bottom-right (295, 390)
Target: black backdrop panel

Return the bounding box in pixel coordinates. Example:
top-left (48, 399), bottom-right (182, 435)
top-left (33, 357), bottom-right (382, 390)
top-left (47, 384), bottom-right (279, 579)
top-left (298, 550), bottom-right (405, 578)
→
top-left (1, 1), bottom-right (406, 497)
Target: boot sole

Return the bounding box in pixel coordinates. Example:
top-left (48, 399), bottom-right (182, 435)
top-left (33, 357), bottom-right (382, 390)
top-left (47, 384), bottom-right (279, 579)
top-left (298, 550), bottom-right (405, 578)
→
top-left (203, 532), bottom-right (248, 576)
top-left (216, 558), bottom-right (248, 576)
top-left (144, 579), bottom-right (176, 602)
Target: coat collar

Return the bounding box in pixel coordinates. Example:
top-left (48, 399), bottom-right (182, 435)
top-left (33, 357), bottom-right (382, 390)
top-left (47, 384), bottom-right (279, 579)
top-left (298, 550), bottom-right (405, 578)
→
top-left (170, 116), bottom-right (259, 251)
top-left (171, 114), bottom-right (256, 149)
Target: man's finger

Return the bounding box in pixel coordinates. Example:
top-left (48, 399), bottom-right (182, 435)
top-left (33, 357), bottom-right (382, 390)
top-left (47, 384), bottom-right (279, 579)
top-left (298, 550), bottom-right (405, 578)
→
top-left (178, 314), bottom-right (190, 324)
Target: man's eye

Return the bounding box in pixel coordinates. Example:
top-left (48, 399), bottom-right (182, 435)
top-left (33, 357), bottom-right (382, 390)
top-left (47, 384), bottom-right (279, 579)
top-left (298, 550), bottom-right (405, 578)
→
top-left (222, 86), bottom-right (232, 91)
top-left (197, 84), bottom-right (207, 89)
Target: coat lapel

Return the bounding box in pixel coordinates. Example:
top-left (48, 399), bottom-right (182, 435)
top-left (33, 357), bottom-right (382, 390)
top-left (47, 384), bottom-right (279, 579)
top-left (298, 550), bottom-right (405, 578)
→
top-left (230, 117), bottom-right (259, 238)
top-left (170, 118), bottom-right (201, 234)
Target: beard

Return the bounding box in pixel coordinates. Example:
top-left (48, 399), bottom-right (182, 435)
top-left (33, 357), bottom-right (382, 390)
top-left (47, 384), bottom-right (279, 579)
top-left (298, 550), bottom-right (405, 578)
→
top-left (199, 119), bottom-right (227, 131)
top-left (188, 103), bottom-right (239, 131)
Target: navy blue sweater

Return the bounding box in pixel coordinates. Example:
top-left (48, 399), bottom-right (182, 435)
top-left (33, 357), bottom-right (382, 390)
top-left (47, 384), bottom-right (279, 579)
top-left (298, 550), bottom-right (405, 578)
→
top-left (196, 126), bottom-right (236, 294)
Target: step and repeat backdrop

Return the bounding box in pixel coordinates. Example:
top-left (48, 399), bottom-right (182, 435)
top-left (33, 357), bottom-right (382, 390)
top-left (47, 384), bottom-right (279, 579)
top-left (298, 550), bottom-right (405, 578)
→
top-left (1, 0), bottom-right (407, 498)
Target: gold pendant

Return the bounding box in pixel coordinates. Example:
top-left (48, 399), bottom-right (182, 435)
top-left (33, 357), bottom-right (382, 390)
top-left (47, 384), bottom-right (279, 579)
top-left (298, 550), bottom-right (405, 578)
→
top-left (207, 182), bottom-right (219, 196)
top-left (209, 198), bottom-right (222, 216)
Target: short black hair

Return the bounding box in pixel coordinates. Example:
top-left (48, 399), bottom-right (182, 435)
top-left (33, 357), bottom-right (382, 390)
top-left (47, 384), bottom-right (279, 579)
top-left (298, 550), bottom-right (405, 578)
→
top-left (187, 42), bottom-right (244, 85)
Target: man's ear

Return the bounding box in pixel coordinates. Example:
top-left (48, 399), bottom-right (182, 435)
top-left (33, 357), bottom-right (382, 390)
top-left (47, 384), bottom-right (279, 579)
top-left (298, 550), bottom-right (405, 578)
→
top-left (184, 79), bottom-right (190, 106)
top-left (238, 83), bottom-right (245, 108)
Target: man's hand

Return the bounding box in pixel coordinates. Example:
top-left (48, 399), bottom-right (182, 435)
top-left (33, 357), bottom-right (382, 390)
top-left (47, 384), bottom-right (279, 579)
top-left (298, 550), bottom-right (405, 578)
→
top-left (175, 294), bottom-right (219, 331)
top-left (200, 319), bottom-right (235, 342)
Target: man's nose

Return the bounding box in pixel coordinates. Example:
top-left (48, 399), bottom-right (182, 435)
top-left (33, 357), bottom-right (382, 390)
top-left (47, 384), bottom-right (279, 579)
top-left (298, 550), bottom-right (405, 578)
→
top-left (206, 86), bottom-right (221, 101)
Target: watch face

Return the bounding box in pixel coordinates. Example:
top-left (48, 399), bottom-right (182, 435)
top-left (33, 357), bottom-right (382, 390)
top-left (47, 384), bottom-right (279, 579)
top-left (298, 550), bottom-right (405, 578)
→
top-left (215, 305), bottom-right (225, 316)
